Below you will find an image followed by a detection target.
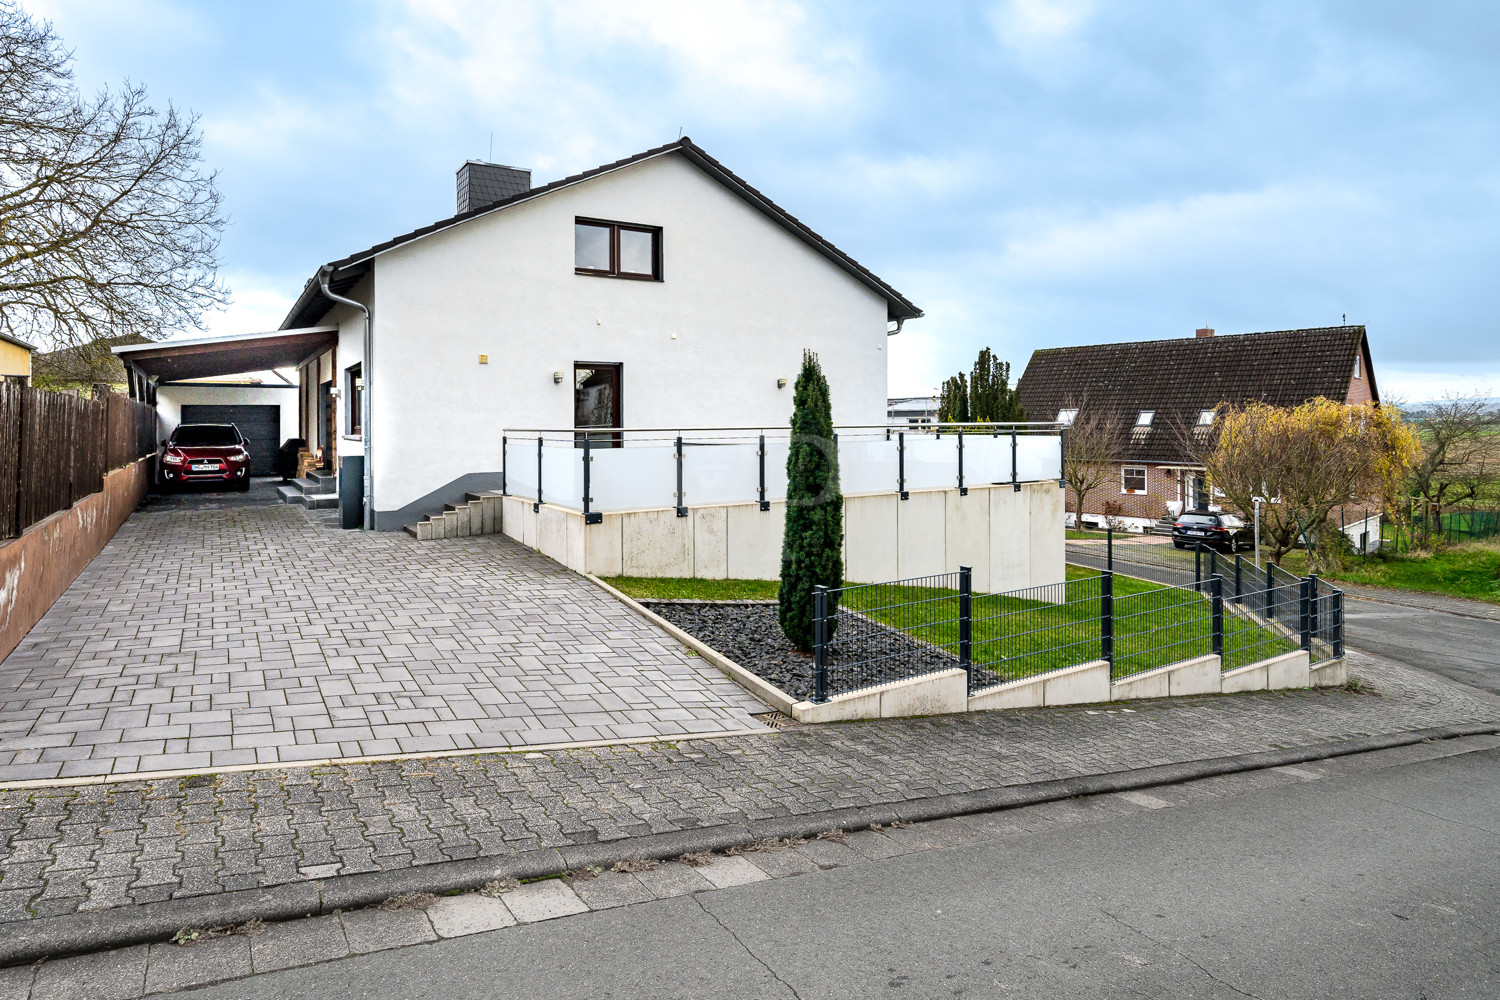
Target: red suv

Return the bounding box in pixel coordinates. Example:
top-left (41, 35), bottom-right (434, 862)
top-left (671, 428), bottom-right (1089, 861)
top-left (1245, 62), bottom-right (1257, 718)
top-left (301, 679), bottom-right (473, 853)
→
top-left (159, 424), bottom-right (252, 491)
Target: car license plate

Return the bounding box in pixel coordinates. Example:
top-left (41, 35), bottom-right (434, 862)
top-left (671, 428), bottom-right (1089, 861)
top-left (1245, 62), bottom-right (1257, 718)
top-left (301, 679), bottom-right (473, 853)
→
top-left (1189, 530), bottom-right (1206, 536)
top-left (191, 462), bottom-right (218, 471)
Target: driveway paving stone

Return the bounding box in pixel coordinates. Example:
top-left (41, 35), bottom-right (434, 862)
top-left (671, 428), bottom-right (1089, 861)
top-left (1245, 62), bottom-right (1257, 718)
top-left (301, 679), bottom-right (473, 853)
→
top-left (0, 503), bottom-right (767, 782)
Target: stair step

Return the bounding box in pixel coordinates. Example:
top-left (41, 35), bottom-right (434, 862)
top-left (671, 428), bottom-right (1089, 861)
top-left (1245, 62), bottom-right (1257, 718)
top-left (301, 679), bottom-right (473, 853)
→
top-left (275, 485), bottom-right (303, 505)
top-left (306, 469), bottom-right (337, 486)
top-left (302, 493), bottom-right (339, 510)
top-left (291, 477), bottom-right (336, 497)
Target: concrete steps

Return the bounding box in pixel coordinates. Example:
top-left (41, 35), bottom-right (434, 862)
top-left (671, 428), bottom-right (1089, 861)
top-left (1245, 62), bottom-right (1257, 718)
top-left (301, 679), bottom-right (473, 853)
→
top-left (403, 491), bottom-right (504, 540)
top-left (277, 471), bottom-right (338, 510)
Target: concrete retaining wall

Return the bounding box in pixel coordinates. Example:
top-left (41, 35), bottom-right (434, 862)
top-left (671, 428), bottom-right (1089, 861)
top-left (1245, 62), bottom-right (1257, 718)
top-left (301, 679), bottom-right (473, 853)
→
top-left (503, 480), bottom-right (1066, 591)
top-left (0, 458), bottom-right (151, 664)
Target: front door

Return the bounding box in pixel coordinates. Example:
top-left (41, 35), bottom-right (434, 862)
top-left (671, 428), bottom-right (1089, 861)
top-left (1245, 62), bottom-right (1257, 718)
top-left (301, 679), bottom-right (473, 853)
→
top-left (318, 381), bottom-right (335, 468)
top-left (574, 363), bottom-right (622, 445)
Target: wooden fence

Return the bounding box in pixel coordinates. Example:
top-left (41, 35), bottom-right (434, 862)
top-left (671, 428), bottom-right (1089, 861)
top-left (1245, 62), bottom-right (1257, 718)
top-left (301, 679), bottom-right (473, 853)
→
top-left (0, 383), bottom-right (157, 541)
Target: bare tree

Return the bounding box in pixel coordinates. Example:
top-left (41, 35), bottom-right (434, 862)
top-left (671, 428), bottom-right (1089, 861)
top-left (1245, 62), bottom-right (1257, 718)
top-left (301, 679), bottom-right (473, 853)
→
top-left (1204, 398), bottom-right (1420, 568)
top-left (1405, 393), bottom-right (1500, 539)
top-left (0, 2), bottom-right (226, 353)
top-left (1060, 404), bottom-right (1115, 529)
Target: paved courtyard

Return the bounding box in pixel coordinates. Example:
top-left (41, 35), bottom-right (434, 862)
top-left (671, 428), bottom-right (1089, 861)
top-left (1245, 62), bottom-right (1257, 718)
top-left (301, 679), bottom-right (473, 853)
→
top-left (0, 497), bottom-right (768, 782)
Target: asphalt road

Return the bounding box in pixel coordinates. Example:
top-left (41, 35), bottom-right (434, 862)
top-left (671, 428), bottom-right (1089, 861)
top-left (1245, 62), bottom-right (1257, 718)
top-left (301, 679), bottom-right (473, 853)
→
top-left (167, 746), bottom-right (1500, 999)
top-left (1344, 599), bottom-right (1500, 695)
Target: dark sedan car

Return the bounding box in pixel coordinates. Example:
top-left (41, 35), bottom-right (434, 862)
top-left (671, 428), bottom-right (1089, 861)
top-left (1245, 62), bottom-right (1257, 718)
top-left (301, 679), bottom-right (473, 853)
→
top-left (1171, 510), bottom-right (1254, 552)
top-left (159, 424), bottom-right (252, 491)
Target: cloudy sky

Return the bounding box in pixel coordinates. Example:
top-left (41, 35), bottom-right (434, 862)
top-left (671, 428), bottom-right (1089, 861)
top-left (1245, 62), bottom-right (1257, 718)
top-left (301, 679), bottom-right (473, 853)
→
top-left (29, 0), bottom-right (1500, 401)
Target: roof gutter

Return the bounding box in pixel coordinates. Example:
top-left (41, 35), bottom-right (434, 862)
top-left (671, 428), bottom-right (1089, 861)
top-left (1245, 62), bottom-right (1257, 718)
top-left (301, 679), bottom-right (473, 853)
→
top-left (318, 265), bottom-right (373, 530)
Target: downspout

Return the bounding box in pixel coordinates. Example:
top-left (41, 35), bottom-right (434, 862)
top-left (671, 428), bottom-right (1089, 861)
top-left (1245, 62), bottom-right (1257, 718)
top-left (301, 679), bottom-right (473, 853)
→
top-left (318, 265), bottom-right (374, 530)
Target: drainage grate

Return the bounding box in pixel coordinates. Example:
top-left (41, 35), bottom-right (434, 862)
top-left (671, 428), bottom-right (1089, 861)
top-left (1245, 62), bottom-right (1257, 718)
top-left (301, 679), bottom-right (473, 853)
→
top-left (753, 711), bottom-right (800, 730)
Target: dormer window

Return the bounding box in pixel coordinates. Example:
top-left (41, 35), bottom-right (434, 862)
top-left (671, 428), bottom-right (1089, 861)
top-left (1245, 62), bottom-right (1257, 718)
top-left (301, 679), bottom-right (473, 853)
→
top-left (1057, 408), bottom-right (1078, 426)
top-left (1135, 410), bottom-right (1154, 427)
top-left (575, 218), bottom-right (662, 280)
top-left (1196, 409), bottom-right (1215, 426)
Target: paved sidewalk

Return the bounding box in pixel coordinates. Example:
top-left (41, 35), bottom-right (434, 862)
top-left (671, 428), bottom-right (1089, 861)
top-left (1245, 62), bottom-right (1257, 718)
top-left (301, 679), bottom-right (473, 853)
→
top-left (0, 504), bottom-right (767, 782)
top-left (0, 647), bottom-right (1493, 926)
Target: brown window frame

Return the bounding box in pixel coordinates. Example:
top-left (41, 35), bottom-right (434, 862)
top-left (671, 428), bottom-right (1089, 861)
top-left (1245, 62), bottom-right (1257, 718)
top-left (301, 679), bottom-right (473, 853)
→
top-left (574, 218), bottom-right (662, 281)
top-left (346, 363), bottom-right (363, 438)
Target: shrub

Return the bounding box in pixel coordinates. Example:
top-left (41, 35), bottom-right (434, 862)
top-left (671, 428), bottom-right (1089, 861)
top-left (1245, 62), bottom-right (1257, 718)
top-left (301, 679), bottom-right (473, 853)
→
top-left (778, 350), bottom-right (844, 652)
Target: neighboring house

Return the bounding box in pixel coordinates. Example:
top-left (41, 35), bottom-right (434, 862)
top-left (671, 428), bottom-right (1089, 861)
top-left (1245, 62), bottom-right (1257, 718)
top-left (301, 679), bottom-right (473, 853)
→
top-left (32, 333), bottom-right (152, 393)
top-left (887, 395), bottom-right (939, 427)
top-left (118, 138), bottom-right (924, 530)
top-left (0, 332), bottom-right (33, 386)
top-left (1016, 325), bottom-right (1379, 531)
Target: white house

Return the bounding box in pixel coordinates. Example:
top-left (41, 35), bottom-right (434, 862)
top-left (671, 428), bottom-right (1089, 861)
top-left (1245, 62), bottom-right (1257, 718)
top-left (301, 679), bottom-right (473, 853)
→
top-left (267, 137), bottom-right (923, 530)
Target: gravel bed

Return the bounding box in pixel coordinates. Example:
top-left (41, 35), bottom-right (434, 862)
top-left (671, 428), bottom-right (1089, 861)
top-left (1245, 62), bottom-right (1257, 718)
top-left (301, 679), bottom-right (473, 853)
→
top-left (645, 600), bottom-right (991, 700)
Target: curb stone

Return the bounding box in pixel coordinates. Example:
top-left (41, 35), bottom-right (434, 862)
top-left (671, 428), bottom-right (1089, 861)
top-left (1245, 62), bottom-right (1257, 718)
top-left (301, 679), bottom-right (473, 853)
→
top-left (2, 720), bottom-right (1495, 970)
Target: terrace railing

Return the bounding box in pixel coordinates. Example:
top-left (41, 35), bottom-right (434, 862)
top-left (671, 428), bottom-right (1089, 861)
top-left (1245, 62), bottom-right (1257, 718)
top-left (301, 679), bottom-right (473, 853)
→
top-left (806, 565), bottom-right (1343, 702)
top-left (499, 423), bottom-right (1064, 520)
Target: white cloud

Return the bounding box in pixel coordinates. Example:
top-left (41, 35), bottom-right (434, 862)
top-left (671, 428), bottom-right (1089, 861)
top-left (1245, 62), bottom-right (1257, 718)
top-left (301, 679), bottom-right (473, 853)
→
top-left (1376, 369), bottom-right (1500, 406)
top-left (988, 0), bottom-right (1095, 47)
top-left (197, 270), bottom-right (297, 339)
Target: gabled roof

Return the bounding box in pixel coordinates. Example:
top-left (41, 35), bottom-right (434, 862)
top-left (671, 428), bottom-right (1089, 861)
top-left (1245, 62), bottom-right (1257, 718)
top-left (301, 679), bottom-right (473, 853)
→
top-left (282, 137), bottom-right (922, 330)
top-left (1016, 326), bottom-right (1374, 463)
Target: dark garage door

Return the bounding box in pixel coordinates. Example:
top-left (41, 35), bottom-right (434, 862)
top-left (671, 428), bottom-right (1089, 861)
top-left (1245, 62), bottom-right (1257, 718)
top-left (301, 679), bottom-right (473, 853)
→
top-left (180, 404), bottom-right (281, 476)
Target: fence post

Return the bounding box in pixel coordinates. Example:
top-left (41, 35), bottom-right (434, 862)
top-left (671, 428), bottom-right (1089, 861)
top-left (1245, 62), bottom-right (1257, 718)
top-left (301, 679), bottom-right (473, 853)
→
top-left (958, 566), bottom-right (973, 692)
top-left (1264, 560), bottom-right (1275, 619)
top-left (758, 433), bottom-right (769, 511)
top-left (1106, 526), bottom-right (1113, 572)
top-left (1299, 576), bottom-right (1312, 651)
top-left (1208, 546), bottom-right (1218, 585)
top-left (534, 435), bottom-right (543, 512)
top-left (897, 431), bottom-right (908, 500)
top-left (1100, 570), bottom-right (1114, 666)
top-left (812, 585), bottom-right (830, 703)
top-left (1194, 542), bottom-right (1202, 584)
top-left (1308, 573), bottom-right (1319, 649)
top-left (675, 435), bottom-right (688, 517)
top-left (1234, 553), bottom-right (1242, 602)
top-left (1211, 574), bottom-right (1223, 658)
top-left (1332, 589), bottom-right (1345, 658)
top-left (957, 429), bottom-right (967, 496)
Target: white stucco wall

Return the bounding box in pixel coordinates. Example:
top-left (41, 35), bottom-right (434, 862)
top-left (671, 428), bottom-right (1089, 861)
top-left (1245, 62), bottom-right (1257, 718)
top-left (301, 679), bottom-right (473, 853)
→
top-left (156, 383), bottom-right (299, 445)
top-left (363, 150), bottom-right (894, 522)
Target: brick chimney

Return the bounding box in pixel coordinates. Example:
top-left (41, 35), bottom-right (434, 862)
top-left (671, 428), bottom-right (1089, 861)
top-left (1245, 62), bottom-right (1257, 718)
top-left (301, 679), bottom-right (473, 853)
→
top-left (1195, 327), bottom-right (1215, 338)
top-left (456, 161), bottom-right (532, 214)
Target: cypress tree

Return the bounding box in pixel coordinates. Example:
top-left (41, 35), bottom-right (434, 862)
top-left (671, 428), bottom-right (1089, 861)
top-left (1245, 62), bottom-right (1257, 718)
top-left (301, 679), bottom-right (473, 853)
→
top-left (778, 350), bottom-right (844, 652)
top-left (938, 373), bottom-right (970, 423)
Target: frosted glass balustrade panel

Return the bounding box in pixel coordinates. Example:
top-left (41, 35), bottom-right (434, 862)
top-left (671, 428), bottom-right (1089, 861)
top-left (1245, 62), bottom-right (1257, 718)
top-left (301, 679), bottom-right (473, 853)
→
top-left (505, 438), bottom-right (538, 499)
top-left (840, 438), bottom-right (899, 495)
top-left (681, 443), bottom-right (762, 506)
top-left (763, 441), bottom-right (790, 500)
top-left (902, 435), bottom-right (959, 491)
top-left (960, 431), bottom-right (1011, 485)
top-left (1016, 434), bottom-right (1062, 482)
top-left (588, 445), bottom-right (679, 512)
top-left (539, 445), bottom-right (583, 508)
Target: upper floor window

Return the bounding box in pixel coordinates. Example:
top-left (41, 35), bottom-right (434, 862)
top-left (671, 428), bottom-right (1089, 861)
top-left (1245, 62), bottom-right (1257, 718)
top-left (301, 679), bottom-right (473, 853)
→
top-left (1353, 354), bottom-right (1361, 379)
top-left (575, 219), bottom-right (661, 280)
top-left (1057, 408), bottom-right (1078, 426)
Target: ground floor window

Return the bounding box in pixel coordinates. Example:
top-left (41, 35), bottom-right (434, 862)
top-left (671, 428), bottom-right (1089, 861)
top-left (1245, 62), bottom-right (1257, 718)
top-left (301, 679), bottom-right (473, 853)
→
top-left (575, 362), bottom-right (622, 446)
top-left (1121, 466), bottom-right (1147, 493)
top-left (346, 363), bottom-right (363, 437)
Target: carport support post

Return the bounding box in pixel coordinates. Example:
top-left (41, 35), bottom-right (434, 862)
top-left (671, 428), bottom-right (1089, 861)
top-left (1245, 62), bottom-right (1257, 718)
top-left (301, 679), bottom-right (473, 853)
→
top-left (958, 566), bottom-right (973, 691)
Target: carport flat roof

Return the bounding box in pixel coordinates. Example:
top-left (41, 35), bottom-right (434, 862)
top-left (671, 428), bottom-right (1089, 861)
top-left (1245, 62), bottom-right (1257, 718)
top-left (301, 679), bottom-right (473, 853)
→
top-left (113, 327), bottom-right (337, 382)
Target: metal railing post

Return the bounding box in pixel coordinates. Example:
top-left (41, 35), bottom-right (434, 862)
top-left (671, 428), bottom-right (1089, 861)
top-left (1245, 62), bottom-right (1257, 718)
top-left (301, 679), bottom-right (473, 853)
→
top-left (813, 585), bottom-right (830, 703)
top-left (758, 433), bottom-right (769, 511)
top-left (958, 566), bottom-right (973, 691)
top-left (1211, 574), bottom-right (1224, 658)
top-left (957, 429), bottom-right (967, 496)
top-left (501, 435), bottom-right (507, 496)
top-left (674, 435), bottom-right (687, 517)
top-left (897, 431), bottom-right (909, 500)
top-left (582, 436), bottom-right (601, 524)
top-left (1299, 576), bottom-right (1312, 651)
top-left (534, 435), bottom-right (543, 512)
top-left (1100, 570), bottom-right (1114, 666)
top-left (1011, 427), bottom-right (1020, 491)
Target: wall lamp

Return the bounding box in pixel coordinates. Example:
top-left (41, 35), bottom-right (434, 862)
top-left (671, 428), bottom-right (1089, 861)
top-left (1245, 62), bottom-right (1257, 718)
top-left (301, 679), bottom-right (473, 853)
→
top-left (553, 371), bottom-right (565, 384)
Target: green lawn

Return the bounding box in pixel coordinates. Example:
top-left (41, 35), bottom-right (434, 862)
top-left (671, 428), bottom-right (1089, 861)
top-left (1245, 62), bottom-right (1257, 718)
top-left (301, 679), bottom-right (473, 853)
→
top-left (606, 566), bottom-right (1300, 683)
top-left (1066, 529), bottom-right (1111, 540)
top-left (1282, 540), bottom-right (1500, 605)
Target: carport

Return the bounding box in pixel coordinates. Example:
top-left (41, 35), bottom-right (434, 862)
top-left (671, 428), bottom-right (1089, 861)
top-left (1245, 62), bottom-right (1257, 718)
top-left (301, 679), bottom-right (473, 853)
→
top-left (114, 327), bottom-right (338, 475)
